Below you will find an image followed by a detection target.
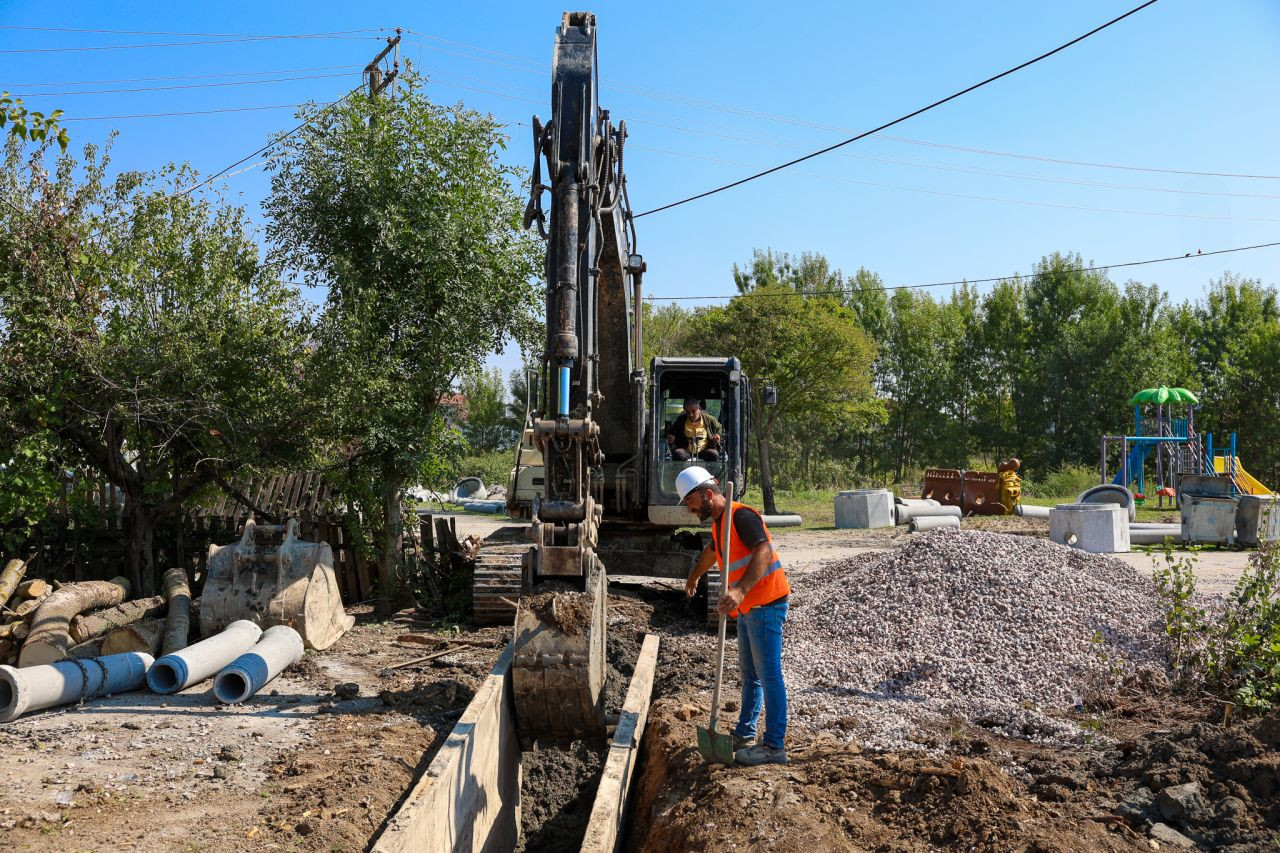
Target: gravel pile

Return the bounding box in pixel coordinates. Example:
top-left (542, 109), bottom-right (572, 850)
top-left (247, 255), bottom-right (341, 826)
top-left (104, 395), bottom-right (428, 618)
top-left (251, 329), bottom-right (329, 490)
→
top-left (785, 529), bottom-right (1169, 750)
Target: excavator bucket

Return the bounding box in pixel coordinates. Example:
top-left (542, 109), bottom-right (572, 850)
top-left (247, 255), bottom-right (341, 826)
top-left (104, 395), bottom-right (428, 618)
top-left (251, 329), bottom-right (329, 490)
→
top-left (201, 518), bottom-right (354, 650)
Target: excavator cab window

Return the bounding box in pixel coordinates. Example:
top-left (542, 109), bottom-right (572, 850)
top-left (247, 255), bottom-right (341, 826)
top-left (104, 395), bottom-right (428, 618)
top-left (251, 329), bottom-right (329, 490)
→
top-left (652, 364), bottom-right (743, 503)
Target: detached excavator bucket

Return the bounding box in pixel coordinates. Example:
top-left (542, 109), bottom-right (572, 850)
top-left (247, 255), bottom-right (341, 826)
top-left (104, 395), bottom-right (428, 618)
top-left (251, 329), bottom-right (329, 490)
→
top-left (201, 518), bottom-right (354, 650)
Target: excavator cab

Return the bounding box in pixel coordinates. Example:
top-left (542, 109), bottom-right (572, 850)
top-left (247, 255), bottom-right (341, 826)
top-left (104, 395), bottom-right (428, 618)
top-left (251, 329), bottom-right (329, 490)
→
top-left (647, 356), bottom-right (749, 526)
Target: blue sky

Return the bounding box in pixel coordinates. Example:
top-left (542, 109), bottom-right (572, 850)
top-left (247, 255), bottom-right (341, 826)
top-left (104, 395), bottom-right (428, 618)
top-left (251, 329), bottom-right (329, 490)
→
top-left (4, 1), bottom-right (1279, 378)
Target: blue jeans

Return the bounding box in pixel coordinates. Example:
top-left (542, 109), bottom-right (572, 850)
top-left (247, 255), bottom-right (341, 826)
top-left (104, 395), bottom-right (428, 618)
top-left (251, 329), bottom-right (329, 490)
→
top-left (733, 597), bottom-right (788, 749)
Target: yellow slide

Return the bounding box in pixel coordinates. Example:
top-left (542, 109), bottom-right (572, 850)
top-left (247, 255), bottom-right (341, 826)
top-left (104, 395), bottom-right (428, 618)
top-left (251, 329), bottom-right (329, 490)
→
top-left (1213, 457), bottom-right (1273, 495)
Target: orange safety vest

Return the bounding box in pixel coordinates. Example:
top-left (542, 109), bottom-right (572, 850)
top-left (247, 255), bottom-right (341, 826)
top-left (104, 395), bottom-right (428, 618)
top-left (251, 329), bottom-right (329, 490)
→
top-left (710, 501), bottom-right (790, 617)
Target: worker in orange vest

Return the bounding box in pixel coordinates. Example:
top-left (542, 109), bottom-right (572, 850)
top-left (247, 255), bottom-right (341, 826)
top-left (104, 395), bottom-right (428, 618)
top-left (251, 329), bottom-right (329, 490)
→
top-left (677, 466), bottom-right (791, 766)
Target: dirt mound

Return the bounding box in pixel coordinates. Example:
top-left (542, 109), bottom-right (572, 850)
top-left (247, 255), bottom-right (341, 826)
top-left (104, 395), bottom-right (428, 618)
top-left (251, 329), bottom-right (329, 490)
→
top-left (627, 699), bottom-right (1134, 852)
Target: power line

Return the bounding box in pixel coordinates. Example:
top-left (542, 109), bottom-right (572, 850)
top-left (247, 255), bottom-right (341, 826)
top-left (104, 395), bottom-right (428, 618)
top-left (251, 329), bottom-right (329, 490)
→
top-left (62, 103), bottom-right (311, 122)
top-left (0, 32), bottom-right (385, 54)
top-left (624, 141), bottom-right (1280, 223)
top-left (8, 64), bottom-right (356, 88)
top-left (0, 25), bottom-right (388, 37)
top-left (633, 0), bottom-right (1162, 218)
top-left (407, 21), bottom-right (1280, 184)
top-left (9, 72), bottom-right (356, 98)
top-left (647, 240), bottom-right (1280, 302)
top-left (177, 87), bottom-right (360, 197)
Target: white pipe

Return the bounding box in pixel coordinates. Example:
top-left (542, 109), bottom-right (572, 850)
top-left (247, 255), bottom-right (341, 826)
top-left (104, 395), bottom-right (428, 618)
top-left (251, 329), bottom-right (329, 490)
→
top-left (1015, 504), bottom-right (1051, 519)
top-left (1129, 524), bottom-right (1184, 546)
top-left (761, 514), bottom-right (803, 528)
top-left (147, 619), bottom-right (262, 695)
top-left (213, 625), bottom-right (304, 704)
top-left (894, 498), bottom-right (940, 507)
top-left (895, 504), bottom-right (963, 524)
top-left (910, 515), bottom-right (961, 532)
top-left (0, 652), bottom-right (153, 722)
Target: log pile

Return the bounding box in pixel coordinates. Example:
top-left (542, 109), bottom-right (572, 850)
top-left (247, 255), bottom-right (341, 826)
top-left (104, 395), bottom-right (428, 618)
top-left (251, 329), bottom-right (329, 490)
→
top-left (0, 558), bottom-right (195, 667)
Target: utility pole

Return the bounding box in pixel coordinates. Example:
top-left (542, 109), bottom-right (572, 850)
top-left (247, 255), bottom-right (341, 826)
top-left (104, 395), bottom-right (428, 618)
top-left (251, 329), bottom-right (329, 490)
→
top-left (364, 29), bottom-right (402, 124)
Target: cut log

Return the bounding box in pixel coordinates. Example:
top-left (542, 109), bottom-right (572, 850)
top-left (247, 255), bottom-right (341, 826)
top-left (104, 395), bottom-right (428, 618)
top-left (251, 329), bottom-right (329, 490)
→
top-left (14, 596), bottom-right (45, 621)
top-left (69, 595), bottom-right (166, 644)
top-left (160, 568), bottom-right (191, 655)
top-left (101, 618), bottom-right (166, 656)
top-left (0, 637), bottom-right (12, 656)
top-left (68, 638), bottom-right (104, 659)
top-left (9, 622), bottom-right (28, 641)
top-left (0, 558), bottom-right (27, 609)
top-left (19, 577), bottom-right (130, 667)
top-left (15, 578), bottom-right (49, 600)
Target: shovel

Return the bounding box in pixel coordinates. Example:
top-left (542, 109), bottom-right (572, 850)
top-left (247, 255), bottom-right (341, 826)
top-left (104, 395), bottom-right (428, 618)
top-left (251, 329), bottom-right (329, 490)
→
top-left (697, 480), bottom-right (736, 765)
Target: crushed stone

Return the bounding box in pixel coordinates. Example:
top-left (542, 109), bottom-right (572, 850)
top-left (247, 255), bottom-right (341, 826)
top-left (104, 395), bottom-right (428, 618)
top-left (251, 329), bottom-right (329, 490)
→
top-left (785, 528), bottom-right (1170, 750)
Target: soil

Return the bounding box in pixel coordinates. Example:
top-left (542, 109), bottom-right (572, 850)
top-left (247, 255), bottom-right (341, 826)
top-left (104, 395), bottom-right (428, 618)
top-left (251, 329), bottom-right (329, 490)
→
top-left (0, 512), bottom-right (1269, 852)
top-left (0, 606), bottom-right (507, 852)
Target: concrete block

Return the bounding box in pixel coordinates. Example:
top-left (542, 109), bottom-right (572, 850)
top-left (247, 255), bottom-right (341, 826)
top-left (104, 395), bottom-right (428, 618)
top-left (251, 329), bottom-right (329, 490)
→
top-left (835, 489), bottom-right (894, 529)
top-left (1049, 503), bottom-right (1130, 553)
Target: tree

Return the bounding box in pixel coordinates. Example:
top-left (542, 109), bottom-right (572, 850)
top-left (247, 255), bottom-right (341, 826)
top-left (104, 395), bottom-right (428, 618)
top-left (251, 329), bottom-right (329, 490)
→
top-left (692, 285), bottom-right (882, 513)
top-left (458, 367), bottom-right (515, 452)
top-left (641, 301), bottom-right (695, 366)
top-left (0, 136), bottom-right (313, 593)
top-left (0, 92), bottom-right (67, 151)
top-left (265, 73), bottom-right (541, 612)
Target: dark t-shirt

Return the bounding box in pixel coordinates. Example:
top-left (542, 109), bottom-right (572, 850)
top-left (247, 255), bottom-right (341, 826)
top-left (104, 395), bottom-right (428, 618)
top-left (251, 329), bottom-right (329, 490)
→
top-left (729, 506), bottom-right (768, 549)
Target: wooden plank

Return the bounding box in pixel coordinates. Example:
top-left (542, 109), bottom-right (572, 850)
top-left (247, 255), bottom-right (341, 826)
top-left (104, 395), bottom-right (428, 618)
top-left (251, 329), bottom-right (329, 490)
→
top-left (581, 634), bottom-right (661, 853)
top-left (372, 644), bottom-right (521, 853)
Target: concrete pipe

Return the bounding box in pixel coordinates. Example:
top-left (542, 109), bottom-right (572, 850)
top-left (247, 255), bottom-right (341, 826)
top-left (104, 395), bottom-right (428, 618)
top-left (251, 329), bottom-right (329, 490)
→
top-left (0, 652), bottom-right (153, 722)
top-left (761, 514), bottom-right (803, 528)
top-left (894, 498), bottom-right (941, 508)
top-left (909, 515), bottom-right (961, 533)
top-left (146, 619), bottom-right (262, 695)
top-left (895, 503), bottom-right (963, 525)
top-left (1129, 524), bottom-right (1184, 546)
top-left (1014, 504), bottom-right (1051, 519)
top-left (212, 625), bottom-right (304, 704)
top-left (1077, 484), bottom-right (1137, 523)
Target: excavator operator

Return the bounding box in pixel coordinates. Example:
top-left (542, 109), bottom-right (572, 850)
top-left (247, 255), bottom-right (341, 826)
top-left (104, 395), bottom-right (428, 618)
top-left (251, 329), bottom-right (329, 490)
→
top-left (665, 398), bottom-right (723, 461)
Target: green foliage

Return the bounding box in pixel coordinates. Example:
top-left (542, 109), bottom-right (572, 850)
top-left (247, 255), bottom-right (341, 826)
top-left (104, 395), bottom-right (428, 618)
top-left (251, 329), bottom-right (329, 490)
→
top-left (641, 301), bottom-right (696, 367)
top-left (0, 134), bottom-right (312, 592)
top-left (264, 72), bottom-right (541, 606)
top-left (1019, 465), bottom-right (1099, 499)
top-left (1153, 540), bottom-right (1280, 714)
top-left (0, 92), bottom-right (67, 151)
top-left (458, 368), bottom-right (515, 452)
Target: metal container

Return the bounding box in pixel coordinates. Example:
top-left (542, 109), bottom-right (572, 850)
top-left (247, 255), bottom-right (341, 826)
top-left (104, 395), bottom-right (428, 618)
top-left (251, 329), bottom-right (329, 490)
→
top-left (1180, 495), bottom-right (1237, 546)
top-left (1236, 495), bottom-right (1280, 547)
top-left (1178, 474), bottom-right (1233, 498)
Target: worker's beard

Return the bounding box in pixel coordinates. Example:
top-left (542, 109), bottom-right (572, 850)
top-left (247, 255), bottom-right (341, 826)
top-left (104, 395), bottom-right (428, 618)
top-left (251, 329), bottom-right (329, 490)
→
top-left (696, 492), bottom-right (713, 523)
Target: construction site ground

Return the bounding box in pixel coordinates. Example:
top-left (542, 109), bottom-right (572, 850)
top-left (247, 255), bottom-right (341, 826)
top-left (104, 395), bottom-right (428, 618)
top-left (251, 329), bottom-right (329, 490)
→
top-left (0, 513), bottom-right (1268, 852)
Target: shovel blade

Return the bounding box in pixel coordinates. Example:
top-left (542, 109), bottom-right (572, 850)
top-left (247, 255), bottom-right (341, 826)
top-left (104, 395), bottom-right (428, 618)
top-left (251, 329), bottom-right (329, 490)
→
top-left (697, 725), bottom-right (735, 764)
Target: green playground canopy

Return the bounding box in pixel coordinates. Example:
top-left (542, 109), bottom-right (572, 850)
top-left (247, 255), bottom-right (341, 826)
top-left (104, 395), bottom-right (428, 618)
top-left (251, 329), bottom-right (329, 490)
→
top-left (1129, 386), bottom-right (1200, 406)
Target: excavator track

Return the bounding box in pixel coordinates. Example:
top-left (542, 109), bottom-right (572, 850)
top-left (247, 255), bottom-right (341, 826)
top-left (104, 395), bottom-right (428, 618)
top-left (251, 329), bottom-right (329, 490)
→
top-left (472, 545), bottom-right (526, 626)
top-left (511, 566), bottom-right (608, 744)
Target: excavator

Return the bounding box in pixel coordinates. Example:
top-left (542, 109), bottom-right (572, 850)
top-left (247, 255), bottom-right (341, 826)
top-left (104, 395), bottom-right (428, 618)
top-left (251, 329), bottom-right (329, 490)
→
top-left (471, 12), bottom-right (752, 743)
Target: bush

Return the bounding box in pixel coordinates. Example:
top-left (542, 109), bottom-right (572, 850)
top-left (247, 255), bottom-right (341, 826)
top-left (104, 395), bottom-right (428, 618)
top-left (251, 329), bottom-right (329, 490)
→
top-left (1153, 539), bottom-right (1280, 714)
top-left (1020, 464), bottom-right (1099, 499)
top-left (451, 448), bottom-right (514, 492)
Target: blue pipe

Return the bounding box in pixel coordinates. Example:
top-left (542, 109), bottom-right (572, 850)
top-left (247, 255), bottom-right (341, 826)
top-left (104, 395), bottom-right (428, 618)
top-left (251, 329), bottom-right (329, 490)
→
top-left (557, 365), bottom-right (571, 416)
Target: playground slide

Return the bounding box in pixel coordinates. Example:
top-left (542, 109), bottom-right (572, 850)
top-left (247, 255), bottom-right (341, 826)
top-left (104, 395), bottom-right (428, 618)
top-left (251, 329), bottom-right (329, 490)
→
top-left (1112, 444), bottom-right (1148, 488)
top-left (1213, 457), bottom-right (1273, 495)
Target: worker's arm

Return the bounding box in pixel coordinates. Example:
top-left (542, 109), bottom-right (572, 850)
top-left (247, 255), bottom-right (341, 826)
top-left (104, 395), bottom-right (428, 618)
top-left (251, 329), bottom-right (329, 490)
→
top-left (717, 541), bottom-right (772, 615)
top-left (684, 544), bottom-right (717, 597)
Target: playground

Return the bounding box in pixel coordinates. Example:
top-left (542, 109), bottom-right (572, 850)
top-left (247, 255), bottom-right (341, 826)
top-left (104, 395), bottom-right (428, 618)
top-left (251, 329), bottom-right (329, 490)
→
top-left (1101, 386), bottom-right (1272, 504)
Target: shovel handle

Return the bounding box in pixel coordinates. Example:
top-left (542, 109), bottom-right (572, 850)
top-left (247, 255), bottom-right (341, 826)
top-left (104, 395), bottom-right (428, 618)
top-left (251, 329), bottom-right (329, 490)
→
top-left (707, 481), bottom-right (734, 734)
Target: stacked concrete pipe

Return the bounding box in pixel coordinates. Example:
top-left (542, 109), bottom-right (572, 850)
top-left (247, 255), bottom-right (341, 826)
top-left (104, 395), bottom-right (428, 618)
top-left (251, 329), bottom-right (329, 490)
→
top-left (909, 515), bottom-right (961, 533)
top-left (895, 498), bottom-right (940, 508)
top-left (213, 625), bottom-right (304, 704)
top-left (1014, 504), bottom-right (1051, 520)
top-left (0, 652), bottom-right (152, 722)
top-left (894, 503), bottom-right (963, 526)
top-left (147, 619), bottom-right (262, 695)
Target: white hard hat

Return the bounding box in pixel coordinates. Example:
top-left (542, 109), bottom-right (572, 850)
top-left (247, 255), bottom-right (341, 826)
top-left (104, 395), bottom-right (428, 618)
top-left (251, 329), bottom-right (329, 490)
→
top-left (675, 466), bottom-right (716, 501)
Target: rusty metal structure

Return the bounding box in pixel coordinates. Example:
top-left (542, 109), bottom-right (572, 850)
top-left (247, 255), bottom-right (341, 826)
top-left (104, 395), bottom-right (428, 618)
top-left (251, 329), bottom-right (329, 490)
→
top-left (474, 12), bottom-right (752, 742)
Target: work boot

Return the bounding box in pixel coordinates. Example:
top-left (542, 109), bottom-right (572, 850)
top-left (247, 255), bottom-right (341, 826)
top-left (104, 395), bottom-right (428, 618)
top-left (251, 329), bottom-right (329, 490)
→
top-left (732, 734), bottom-right (755, 751)
top-left (735, 744), bottom-right (787, 766)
